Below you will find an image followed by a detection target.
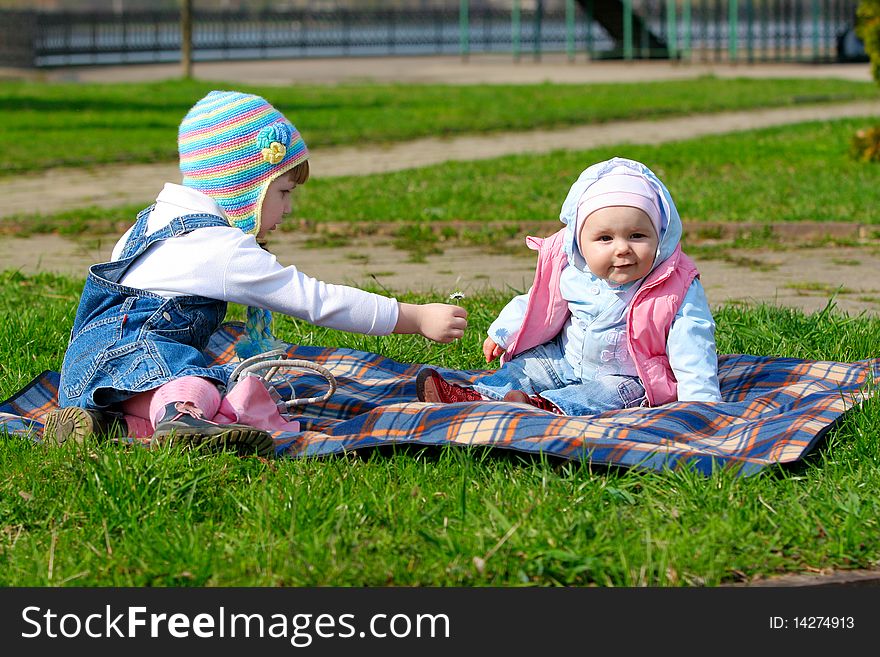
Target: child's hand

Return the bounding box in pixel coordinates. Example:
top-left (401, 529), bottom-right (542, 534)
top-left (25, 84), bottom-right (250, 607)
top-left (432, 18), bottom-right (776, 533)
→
top-left (483, 336), bottom-right (504, 363)
top-left (395, 302), bottom-right (468, 343)
top-left (419, 303), bottom-right (468, 343)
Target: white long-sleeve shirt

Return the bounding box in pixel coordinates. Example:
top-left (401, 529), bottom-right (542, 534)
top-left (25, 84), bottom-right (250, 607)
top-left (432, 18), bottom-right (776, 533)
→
top-left (111, 183), bottom-right (399, 336)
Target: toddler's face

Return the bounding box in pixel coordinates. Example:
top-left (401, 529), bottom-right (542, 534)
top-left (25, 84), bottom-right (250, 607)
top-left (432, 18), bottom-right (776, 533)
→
top-left (258, 172), bottom-right (297, 240)
top-left (578, 206), bottom-right (659, 285)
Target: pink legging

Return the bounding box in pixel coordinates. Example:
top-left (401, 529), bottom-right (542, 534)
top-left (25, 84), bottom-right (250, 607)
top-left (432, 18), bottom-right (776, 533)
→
top-left (121, 376), bottom-right (220, 438)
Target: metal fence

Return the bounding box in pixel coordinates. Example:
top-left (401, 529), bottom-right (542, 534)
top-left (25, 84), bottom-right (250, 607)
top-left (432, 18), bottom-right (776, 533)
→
top-left (0, 1), bottom-right (864, 68)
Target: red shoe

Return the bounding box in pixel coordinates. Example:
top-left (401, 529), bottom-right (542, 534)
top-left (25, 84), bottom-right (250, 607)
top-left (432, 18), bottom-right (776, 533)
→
top-left (503, 390), bottom-right (565, 415)
top-left (416, 368), bottom-right (484, 403)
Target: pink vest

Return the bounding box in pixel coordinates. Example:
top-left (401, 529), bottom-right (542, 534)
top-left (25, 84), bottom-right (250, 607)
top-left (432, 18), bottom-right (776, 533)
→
top-left (502, 228), bottom-right (699, 406)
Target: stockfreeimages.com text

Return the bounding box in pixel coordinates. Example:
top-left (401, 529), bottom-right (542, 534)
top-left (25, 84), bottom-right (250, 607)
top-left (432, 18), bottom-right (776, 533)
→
top-left (21, 605), bottom-right (450, 646)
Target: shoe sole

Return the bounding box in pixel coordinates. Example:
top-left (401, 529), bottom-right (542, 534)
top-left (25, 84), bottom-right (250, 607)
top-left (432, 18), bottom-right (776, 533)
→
top-left (43, 407), bottom-right (100, 445)
top-left (415, 369), bottom-right (440, 402)
top-left (152, 426), bottom-right (275, 458)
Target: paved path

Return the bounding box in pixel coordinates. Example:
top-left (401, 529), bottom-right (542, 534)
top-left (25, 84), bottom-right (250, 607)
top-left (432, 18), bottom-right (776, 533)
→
top-left (17, 54), bottom-right (874, 86)
top-left (6, 230), bottom-right (878, 316)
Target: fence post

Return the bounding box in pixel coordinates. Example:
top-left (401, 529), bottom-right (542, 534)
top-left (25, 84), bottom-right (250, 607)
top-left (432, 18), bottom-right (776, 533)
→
top-left (512, 0), bottom-right (521, 61)
top-left (389, 6), bottom-right (396, 55)
top-left (534, 0), bottom-right (543, 61)
top-left (823, 0), bottom-right (830, 59)
top-left (760, 0), bottom-right (768, 62)
top-left (585, 0), bottom-right (594, 59)
top-left (666, 0), bottom-right (678, 59)
top-left (152, 11), bottom-right (159, 62)
top-left (566, 0), bottom-right (575, 62)
top-left (745, 0), bottom-right (754, 62)
top-left (681, 0), bottom-right (692, 61)
top-left (623, 0), bottom-right (633, 60)
top-left (459, 0), bottom-right (469, 61)
top-left (811, 0), bottom-right (820, 61)
top-left (341, 8), bottom-right (349, 57)
top-left (728, 0), bottom-right (738, 62)
top-left (90, 12), bottom-right (97, 65)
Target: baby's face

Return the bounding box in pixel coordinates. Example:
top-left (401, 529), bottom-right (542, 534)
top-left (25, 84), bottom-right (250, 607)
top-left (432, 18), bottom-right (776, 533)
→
top-left (578, 206), bottom-right (659, 285)
top-left (257, 172), bottom-right (297, 240)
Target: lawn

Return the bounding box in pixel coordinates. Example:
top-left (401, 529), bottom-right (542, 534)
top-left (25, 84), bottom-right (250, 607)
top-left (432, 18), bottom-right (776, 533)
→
top-left (0, 76), bottom-right (876, 175)
top-left (1, 74), bottom-right (879, 588)
top-left (0, 272), bottom-right (878, 586)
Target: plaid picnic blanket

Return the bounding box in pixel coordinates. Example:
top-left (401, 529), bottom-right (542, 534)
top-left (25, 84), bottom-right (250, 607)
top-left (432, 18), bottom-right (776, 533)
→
top-left (2, 322), bottom-right (877, 477)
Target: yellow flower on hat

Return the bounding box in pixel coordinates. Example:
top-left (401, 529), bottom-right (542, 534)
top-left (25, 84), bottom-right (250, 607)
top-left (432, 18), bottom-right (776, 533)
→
top-left (261, 141), bottom-right (287, 165)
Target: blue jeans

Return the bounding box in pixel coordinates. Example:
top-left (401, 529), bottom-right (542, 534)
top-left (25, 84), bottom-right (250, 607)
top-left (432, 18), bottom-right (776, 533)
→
top-left (473, 336), bottom-right (646, 416)
top-left (58, 207), bottom-right (235, 410)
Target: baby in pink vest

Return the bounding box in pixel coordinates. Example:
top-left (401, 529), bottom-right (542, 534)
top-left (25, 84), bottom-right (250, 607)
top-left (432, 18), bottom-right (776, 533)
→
top-left (417, 157), bottom-right (722, 415)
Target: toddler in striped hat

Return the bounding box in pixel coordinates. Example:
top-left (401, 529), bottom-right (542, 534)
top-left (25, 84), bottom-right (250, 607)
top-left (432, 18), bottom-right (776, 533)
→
top-left (46, 90), bottom-right (468, 455)
top-left (178, 89), bottom-right (309, 238)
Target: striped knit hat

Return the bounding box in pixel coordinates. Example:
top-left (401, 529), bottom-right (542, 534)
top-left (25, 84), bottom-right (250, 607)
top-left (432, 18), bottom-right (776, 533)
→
top-left (178, 90), bottom-right (309, 236)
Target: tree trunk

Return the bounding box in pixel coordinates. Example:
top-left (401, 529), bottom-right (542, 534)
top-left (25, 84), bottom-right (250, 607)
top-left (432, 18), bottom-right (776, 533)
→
top-left (181, 0), bottom-right (193, 79)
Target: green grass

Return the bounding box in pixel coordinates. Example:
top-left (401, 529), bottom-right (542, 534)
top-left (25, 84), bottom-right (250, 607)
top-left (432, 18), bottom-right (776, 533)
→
top-left (3, 74), bottom-right (880, 587)
top-left (5, 117), bottom-right (880, 243)
top-left (1, 76), bottom-right (876, 175)
top-left (1, 271), bottom-right (879, 586)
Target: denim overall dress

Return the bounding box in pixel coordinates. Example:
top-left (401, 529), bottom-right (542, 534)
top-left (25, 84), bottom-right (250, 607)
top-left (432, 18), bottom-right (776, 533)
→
top-left (58, 206), bottom-right (236, 410)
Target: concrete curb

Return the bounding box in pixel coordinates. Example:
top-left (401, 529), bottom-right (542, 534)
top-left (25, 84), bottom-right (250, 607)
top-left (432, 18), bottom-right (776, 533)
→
top-left (723, 568), bottom-right (880, 587)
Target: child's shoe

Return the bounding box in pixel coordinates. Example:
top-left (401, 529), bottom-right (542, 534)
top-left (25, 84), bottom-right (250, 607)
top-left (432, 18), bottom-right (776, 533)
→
top-left (503, 390), bottom-right (565, 415)
top-left (43, 406), bottom-right (124, 445)
top-left (151, 401), bottom-right (275, 458)
top-left (416, 368), bottom-right (484, 403)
